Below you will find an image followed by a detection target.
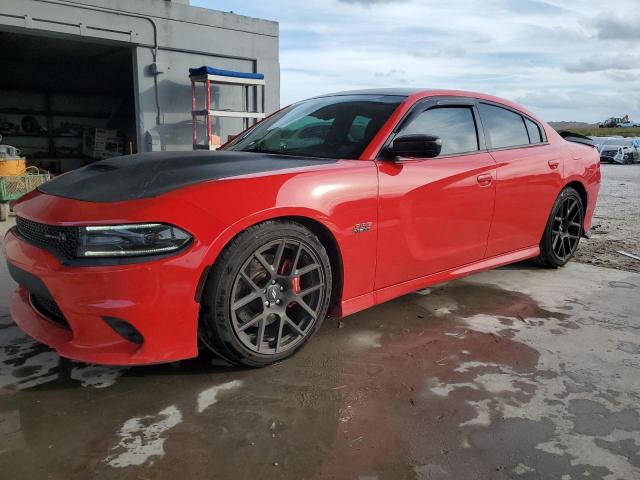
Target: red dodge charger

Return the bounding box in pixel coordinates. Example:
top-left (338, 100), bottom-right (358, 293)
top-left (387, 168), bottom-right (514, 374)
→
top-left (3, 89), bottom-right (600, 367)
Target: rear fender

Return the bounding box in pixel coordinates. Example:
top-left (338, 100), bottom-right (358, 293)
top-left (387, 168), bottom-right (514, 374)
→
top-left (563, 149), bottom-right (600, 234)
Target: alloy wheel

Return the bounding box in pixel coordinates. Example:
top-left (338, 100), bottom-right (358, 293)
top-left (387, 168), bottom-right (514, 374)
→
top-left (229, 239), bottom-right (326, 354)
top-left (551, 196), bottom-right (583, 261)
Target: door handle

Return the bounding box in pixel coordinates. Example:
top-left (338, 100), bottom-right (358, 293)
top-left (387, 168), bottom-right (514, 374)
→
top-left (548, 159), bottom-right (560, 169)
top-left (477, 173), bottom-right (493, 186)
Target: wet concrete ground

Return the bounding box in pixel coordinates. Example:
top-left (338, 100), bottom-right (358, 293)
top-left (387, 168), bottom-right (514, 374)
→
top-left (1, 231), bottom-right (639, 479)
top-left (1, 161), bottom-right (639, 480)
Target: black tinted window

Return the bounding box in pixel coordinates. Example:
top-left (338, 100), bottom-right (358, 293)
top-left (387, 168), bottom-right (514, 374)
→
top-left (479, 103), bottom-right (529, 148)
top-left (227, 94), bottom-right (403, 159)
top-left (525, 118), bottom-right (543, 144)
top-left (348, 115), bottom-right (372, 142)
top-left (400, 107), bottom-right (478, 156)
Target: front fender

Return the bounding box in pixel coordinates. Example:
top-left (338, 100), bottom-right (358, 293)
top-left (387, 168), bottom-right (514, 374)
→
top-left (202, 206), bottom-right (339, 266)
top-left (176, 162), bottom-right (379, 309)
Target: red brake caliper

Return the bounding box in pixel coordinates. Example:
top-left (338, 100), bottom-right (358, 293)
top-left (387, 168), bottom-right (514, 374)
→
top-left (291, 276), bottom-right (301, 294)
top-left (279, 258), bottom-right (301, 295)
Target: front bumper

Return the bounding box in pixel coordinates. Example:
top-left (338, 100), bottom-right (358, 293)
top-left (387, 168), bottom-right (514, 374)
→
top-left (4, 228), bottom-right (200, 365)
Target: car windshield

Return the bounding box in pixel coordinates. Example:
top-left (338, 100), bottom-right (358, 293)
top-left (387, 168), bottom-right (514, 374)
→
top-left (603, 139), bottom-right (632, 147)
top-left (225, 94), bottom-right (405, 159)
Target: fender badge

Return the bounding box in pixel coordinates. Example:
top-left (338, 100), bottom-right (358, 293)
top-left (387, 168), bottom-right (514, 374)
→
top-left (353, 222), bottom-right (372, 234)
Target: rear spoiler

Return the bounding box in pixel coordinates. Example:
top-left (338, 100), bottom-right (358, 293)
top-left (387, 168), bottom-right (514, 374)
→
top-left (559, 131), bottom-right (596, 148)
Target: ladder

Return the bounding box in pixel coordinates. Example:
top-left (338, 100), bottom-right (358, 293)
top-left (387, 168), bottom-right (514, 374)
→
top-left (190, 66), bottom-right (266, 151)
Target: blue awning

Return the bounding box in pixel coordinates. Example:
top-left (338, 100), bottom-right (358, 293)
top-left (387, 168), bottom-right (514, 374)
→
top-left (189, 66), bottom-right (265, 80)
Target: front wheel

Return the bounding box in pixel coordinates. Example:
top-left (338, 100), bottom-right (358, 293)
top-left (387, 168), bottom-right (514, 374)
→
top-left (199, 220), bottom-right (332, 367)
top-left (535, 187), bottom-right (584, 268)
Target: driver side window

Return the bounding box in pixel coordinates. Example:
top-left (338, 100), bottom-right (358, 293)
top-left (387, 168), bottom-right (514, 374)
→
top-left (400, 107), bottom-right (479, 156)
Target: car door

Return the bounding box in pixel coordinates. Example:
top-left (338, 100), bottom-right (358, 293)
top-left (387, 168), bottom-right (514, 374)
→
top-left (477, 102), bottom-right (565, 257)
top-left (375, 98), bottom-right (497, 289)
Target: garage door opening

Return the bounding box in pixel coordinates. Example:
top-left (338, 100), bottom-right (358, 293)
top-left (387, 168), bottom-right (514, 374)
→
top-left (0, 30), bottom-right (136, 174)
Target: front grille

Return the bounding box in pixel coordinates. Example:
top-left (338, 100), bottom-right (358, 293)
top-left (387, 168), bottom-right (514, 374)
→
top-left (29, 293), bottom-right (69, 328)
top-left (16, 216), bottom-right (79, 259)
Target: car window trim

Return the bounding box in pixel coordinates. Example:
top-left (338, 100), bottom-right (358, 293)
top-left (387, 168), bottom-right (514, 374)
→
top-left (477, 102), bottom-right (531, 149)
top-left (523, 116), bottom-right (543, 145)
top-left (476, 100), bottom-right (548, 150)
top-left (486, 142), bottom-right (551, 153)
top-left (376, 96), bottom-right (486, 161)
top-left (375, 96), bottom-right (551, 161)
top-left (396, 149), bottom-right (487, 161)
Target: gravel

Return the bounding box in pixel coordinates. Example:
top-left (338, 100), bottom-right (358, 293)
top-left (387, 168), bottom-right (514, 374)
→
top-left (574, 163), bottom-right (640, 273)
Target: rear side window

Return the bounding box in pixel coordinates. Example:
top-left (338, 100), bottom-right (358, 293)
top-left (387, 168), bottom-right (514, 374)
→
top-left (525, 118), bottom-right (543, 144)
top-left (479, 103), bottom-right (529, 149)
top-left (400, 107), bottom-right (479, 156)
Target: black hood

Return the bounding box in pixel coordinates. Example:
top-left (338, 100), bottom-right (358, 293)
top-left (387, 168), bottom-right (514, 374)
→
top-left (38, 151), bottom-right (337, 202)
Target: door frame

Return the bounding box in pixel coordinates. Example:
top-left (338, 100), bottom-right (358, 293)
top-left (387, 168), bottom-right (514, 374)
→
top-left (372, 96), bottom-right (498, 288)
top-left (375, 96), bottom-right (488, 160)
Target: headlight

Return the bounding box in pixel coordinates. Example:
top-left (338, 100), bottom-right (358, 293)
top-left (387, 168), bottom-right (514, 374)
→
top-left (77, 223), bottom-right (192, 258)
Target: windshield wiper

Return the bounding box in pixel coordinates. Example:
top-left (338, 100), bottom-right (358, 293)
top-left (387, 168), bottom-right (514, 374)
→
top-left (242, 148), bottom-right (298, 156)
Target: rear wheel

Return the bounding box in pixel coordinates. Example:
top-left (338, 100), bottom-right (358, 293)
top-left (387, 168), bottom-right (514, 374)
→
top-left (535, 187), bottom-right (584, 268)
top-left (200, 220), bottom-right (332, 367)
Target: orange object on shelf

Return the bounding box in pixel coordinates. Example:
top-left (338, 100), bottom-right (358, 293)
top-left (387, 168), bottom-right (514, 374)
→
top-left (0, 158), bottom-right (26, 176)
top-left (210, 134), bottom-right (221, 149)
top-left (0, 143), bottom-right (26, 175)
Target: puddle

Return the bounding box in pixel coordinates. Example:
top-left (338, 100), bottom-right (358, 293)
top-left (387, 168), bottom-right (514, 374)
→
top-left (197, 380), bottom-right (243, 413)
top-left (106, 405), bottom-right (184, 468)
top-left (311, 282), bottom-right (640, 479)
top-left (0, 278), bottom-right (638, 479)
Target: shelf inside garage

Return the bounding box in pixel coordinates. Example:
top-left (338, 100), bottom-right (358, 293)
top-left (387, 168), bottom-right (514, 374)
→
top-left (190, 67), bottom-right (266, 151)
top-left (0, 30), bottom-right (136, 173)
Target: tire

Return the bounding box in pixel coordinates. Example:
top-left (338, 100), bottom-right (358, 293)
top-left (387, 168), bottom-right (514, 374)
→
top-left (0, 203), bottom-right (8, 222)
top-left (534, 187), bottom-right (584, 268)
top-left (199, 220), bottom-right (333, 367)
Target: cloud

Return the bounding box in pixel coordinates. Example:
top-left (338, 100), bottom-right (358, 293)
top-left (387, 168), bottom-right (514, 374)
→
top-left (606, 71), bottom-right (640, 83)
top-left (515, 90), bottom-right (639, 111)
top-left (193, 0), bottom-right (640, 122)
top-left (339, 0), bottom-right (408, 4)
top-left (565, 55), bottom-right (640, 73)
top-left (514, 89), bottom-right (640, 123)
top-left (591, 14), bottom-right (640, 41)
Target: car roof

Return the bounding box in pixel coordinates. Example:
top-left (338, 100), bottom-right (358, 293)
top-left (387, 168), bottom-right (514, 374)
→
top-left (313, 88), bottom-right (544, 123)
top-left (315, 88), bottom-right (424, 97)
top-left (316, 88), bottom-right (515, 100)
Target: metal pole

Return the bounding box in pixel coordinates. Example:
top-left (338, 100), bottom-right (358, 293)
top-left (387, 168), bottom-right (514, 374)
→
top-left (205, 78), bottom-right (212, 148)
top-left (191, 80), bottom-right (197, 148)
top-left (245, 85), bottom-right (249, 130)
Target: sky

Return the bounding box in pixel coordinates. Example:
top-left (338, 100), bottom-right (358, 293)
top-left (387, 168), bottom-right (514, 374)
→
top-left (191, 0), bottom-right (640, 123)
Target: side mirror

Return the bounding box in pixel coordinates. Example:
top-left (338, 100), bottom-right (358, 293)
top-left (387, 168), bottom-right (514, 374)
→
top-left (385, 134), bottom-right (442, 159)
